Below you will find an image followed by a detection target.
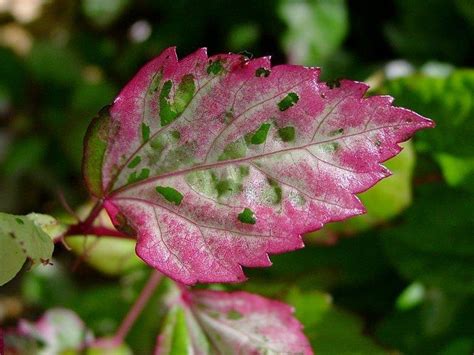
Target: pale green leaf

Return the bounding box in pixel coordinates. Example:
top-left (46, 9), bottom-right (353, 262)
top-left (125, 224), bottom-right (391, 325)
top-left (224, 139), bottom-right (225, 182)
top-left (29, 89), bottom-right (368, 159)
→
top-left (279, 0), bottom-right (348, 65)
top-left (436, 153), bottom-right (474, 190)
top-left (26, 213), bottom-right (67, 240)
top-left (0, 212), bottom-right (54, 286)
top-left (285, 288), bottom-right (386, 355)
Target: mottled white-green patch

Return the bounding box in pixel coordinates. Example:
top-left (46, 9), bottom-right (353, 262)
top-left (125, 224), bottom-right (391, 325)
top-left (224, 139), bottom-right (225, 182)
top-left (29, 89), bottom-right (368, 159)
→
top-left (186, 165), bottom-right (249, 201)
top-left (149, 145), bottom-right (195, 179)
top-left (227, 309), bottom-right (243, 320)
top-left (161, 145), bottom-right (195, 171)
top-left (174, 74), bottom-right (195, 113)
top-left (278, 126), bottom-right (296, 142)
top-left (288, 190), bottom-right (306, 207)
top-left (266, 178), bottom-right (282, 205)
top-left (149, 71), bottom-right (163, 93)
top-left (239, 165), bottom-right (250, 176)
top-left (147, 131), bottom-right (183, 166)
top-left (214, 178), bottom-right (242, 198)
top-left (219, 138), bottom-right (248, 161)
top-left (160, 80), bottom-right (175, 126)
top-left (207, 310), bottom-right (221, 319)
top-left (159, 75), bottom-right (196, 126)
top-left (277, 92), bottom-right (299, 111)
top-left (322, 142), bottom-right (340, 153)
top-left (150, 135), bottom-right (167, 153)
top-left (328, 128), bottom-right (344, 136)
top-left (186, 170), bottom-right (216, 198)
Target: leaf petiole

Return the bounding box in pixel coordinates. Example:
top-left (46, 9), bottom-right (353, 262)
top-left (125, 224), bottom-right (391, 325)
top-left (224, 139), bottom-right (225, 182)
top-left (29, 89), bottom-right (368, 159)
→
top-left (112, 270), bottom-right (163, 345)
top-left (59, 199), bottom-right (132, 242)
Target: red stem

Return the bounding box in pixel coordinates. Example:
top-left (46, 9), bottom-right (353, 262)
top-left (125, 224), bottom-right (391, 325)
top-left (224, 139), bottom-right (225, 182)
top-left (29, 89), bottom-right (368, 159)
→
top-left (62, 200), bottom-right (103, 236)
top-left (112, 271), bottom-right (162, 344)
top-left (65, 226), bottom-right (133, 239)
top-left (58, 199), bottom-right (134, 242)
top-left (82, 199), bottom-right (105, 229)
top-left (59, 199), bottom-right (163, 347)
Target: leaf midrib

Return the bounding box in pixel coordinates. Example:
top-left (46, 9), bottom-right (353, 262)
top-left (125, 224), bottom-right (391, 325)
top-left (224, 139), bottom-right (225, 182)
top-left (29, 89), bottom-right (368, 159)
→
top-left (105, 67), bottom-right (314, 196)
top-left (109, 122), bottom-right (414, 197)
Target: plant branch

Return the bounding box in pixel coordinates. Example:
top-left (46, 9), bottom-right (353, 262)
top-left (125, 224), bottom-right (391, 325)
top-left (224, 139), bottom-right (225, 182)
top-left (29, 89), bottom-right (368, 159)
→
top-left (64, 226), bottom-right (133, 240)
top-left (65, 200), bottom-right (103, 234)
top-left (57, 189), bottom-right (80, 221)
top-left (82, 199), bottom-right (105, 229)
top-left (112, 270), bottom-right (162, 345)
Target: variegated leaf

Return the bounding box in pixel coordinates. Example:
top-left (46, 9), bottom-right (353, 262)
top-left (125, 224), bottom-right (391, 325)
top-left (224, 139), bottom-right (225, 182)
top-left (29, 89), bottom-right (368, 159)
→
top-left (155, 289), bottom-right (312, 354)
top-left (83, 47), bottom-right (433, 284)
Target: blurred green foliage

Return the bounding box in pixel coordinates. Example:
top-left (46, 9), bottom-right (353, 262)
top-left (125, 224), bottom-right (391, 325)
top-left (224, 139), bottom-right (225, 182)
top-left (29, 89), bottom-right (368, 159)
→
top-left (1, 0), bottom-right (473, 354)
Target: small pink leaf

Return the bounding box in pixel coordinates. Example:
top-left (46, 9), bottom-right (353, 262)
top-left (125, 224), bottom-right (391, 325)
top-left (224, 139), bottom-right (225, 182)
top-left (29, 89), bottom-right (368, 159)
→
top-left (83, 47), bottom-right (433, 284)
top-left (18, 308), bottom-right (94, 352)
top-left (155, 289), bottom-right (312, 354)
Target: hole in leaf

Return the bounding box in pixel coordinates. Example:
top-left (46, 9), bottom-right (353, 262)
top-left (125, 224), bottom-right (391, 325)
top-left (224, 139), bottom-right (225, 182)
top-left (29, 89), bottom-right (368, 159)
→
top-left (227, 310), bottom-right (243, 320)
top-left (255, 67), bottom-right (270, 77)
